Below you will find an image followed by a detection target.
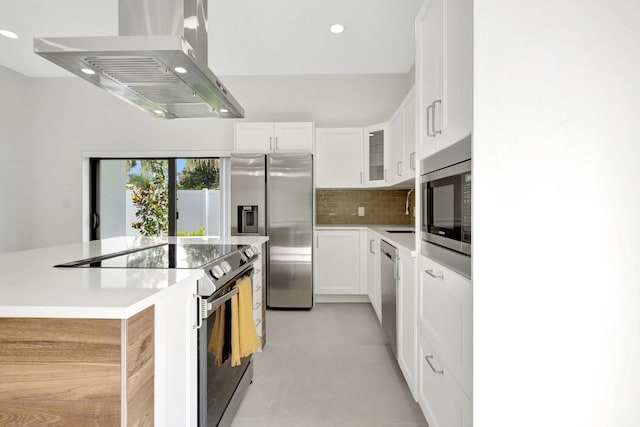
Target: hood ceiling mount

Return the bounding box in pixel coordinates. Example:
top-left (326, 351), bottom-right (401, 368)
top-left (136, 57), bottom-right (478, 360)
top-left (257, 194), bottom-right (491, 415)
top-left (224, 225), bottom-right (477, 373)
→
top-left (34, 0), bottom-right (244, 119)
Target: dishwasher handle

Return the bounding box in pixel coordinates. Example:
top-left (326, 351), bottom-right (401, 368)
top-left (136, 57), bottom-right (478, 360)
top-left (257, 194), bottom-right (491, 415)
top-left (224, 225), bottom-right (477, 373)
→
top-left (394, 256), bottom-right (400, 281)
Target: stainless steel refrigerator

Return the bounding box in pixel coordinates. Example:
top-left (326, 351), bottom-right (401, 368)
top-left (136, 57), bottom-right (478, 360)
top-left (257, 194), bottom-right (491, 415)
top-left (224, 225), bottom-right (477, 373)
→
top-left (230, 153), bottom-right (313, 308)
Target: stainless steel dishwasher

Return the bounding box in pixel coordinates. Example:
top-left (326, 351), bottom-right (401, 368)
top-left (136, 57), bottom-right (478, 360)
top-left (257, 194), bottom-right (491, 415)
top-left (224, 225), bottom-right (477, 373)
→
top-left (380, 239), bottom-right (399, 359)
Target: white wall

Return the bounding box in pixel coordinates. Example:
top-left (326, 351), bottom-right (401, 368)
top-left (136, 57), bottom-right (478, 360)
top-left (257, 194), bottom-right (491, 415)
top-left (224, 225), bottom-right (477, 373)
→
top-left (26, 77), bottom-right (235, 250)
top-left (222, 73), bottom-right (412, 126)
top-left (0, 66), bottom-right (33, 253)
top-left (0, 69), bottom-right (411, 252)
top-left (474, 1), bottom-right (640, 426)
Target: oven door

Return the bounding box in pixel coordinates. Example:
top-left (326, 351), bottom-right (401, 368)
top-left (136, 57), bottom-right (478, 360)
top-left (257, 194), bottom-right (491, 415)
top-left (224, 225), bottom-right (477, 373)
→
top-left (198, 271), bottom-right (254, 427)
top-left (421, 160), bottom-right (472, 255)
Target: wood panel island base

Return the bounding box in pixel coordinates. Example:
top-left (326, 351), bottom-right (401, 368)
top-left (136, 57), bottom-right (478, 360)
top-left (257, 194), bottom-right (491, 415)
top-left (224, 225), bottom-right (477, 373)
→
top-left (0, 307), bottom-right (154, 427)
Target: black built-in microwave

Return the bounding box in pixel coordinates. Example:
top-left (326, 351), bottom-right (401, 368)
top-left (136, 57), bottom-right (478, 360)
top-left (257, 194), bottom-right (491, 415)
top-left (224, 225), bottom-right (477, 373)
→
top-left (420, 136), bottom-right (471, 256)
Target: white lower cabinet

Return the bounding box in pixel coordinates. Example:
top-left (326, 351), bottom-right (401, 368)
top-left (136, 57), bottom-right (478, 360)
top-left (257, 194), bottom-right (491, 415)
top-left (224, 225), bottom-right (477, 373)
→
top-left (365, 230), bottom-right (381, 321)
top-left (397, 247), bottom-right (417, 399)
top-left (418, 255), bottom-right (472, 397)
top-left (418, 333), bottom-right (472, 427)
top-left (315, 229), bottom-right (362, 294)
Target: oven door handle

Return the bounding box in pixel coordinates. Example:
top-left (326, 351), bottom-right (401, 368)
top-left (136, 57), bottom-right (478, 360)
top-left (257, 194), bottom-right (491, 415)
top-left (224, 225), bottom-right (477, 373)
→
top-left (205, 288), bottom-right (239, 317)
top-left (194, 295), bottom-right (203, 330)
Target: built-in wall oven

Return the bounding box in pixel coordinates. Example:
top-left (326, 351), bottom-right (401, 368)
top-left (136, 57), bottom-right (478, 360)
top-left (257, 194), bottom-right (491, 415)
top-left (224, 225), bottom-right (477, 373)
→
top-left (421, 135), bottom-right (472, 258)
top-left (198, 267), bottom-right (253, 427)
top-left (194, 244), bottom-right (260, 427)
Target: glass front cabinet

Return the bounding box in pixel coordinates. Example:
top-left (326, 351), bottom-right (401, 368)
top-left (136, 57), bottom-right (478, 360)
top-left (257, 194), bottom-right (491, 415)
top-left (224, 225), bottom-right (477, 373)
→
top-left (364, 123), bottom-right (389, 186)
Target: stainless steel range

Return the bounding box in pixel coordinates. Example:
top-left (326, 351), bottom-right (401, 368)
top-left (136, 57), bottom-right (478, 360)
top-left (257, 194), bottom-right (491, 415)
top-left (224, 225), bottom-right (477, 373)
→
top-left (55, 242), bottom-right (260, 427)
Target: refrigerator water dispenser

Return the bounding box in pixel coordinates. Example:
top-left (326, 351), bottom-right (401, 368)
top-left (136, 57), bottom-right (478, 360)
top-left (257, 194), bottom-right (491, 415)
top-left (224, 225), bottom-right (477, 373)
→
top-left (238, 205), bottom-right (259, 234)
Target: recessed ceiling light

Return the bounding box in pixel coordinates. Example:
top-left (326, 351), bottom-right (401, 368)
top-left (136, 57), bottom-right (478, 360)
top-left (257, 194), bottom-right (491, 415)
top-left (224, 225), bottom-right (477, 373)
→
top-left (0, 30), bottom-right (19, 39)
top-left (329, 24), bottom-right (345, 34)
top-left (80, 68), bottom-right (96, 75)
top-left (219, 108), bottom-right (229, 113)
top-left (174, 66), bottom-right (187, 74)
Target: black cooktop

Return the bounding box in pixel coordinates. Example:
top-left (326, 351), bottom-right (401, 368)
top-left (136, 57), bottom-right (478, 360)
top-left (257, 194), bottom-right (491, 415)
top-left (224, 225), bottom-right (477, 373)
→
top-left (55, 243), bottom-right (246, 269)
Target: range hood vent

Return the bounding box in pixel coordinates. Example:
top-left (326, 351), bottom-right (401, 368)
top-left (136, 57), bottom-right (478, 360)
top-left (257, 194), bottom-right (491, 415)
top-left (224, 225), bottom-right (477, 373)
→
top-left (34, 0), bottom-right (244, 119)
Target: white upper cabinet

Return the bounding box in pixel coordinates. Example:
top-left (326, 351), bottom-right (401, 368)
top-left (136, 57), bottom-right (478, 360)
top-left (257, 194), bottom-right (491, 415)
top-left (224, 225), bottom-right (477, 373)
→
top-left (234, 122), bottom-right (314, 153)
top-left (234, 122), bottom-right (274, 153)
top-left (416, 0), bottom-right (472, 157)
top-left (402, 89), bottom-right (417, 177)
top-left (416, 0), bottom-right (444, 157)
top-left (364, 123), bottom-right (389, 187)
top-left (273, 122), bottom-right (314, 152)
top-left (388, 109), bottom-right (405, 185)
top-left (315, 128), bottom-right (365, 188)
top-left (388, 87), bottom-right (418, 185)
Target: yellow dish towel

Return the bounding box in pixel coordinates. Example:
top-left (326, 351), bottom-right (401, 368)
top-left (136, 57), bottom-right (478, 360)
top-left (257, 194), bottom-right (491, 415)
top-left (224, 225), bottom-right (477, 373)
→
top-left (231, 276), bottom-right (260, 367)
top-left (207, 303), bottom-right (226, 365)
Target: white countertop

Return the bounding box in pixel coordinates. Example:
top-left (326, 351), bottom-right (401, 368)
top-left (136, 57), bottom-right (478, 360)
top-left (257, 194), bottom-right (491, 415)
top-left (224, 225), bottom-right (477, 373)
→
top-left (315, 224), bottom-right (417, 255)
top-left (0, 236), bottom-right (269, 319)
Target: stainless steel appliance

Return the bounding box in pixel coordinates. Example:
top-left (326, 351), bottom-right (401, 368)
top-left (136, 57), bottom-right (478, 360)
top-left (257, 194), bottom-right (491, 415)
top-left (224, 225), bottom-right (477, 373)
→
top-left (55, 242), bottom-right (260, 427)
top-left (380, 239), bottom-right (399, 359)
top-left (231, 153), bottom-right (313, 309)
top-left (34, 0), bottom-right (243, 119)
top-left (421, 135), bottom-right (472, 257)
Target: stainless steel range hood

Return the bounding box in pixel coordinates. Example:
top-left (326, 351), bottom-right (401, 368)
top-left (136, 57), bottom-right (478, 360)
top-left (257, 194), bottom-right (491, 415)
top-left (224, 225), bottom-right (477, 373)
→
top-left (34, 0), bottom-right (244, 119)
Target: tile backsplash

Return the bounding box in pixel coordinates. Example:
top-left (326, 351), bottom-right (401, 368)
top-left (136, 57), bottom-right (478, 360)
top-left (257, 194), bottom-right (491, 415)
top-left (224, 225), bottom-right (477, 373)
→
top-left (316, 189), bottom-right (415, 225)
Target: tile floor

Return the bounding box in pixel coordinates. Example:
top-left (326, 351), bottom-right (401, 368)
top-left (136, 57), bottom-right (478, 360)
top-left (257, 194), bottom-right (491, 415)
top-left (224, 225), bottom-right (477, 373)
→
top-left (231, 303), bottom-right (428, 427)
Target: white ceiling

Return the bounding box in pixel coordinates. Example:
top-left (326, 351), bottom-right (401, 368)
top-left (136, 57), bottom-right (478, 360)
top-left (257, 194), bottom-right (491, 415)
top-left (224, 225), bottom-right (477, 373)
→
top-left (0, 0), bottom-right (423, 78)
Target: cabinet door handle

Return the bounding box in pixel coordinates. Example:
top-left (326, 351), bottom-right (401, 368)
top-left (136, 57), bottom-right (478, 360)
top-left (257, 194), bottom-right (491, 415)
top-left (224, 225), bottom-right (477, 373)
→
top-left (397, 161), bottom-right (402, 176)
top-left (385, 169), bottom-right (389, 181)
top-left (275, 136), bottom-right (279, 150)
top-left (369, 239), bottom-right (376, 254)
top-left (316, 235), bottom-right (319, 248)
top-left (394, 256), bottom-right (400, 280)
top-left (432, 99), bottom-right (442, 135)
top-left (426, 104), bottom-right (433, 137)
top-left (425, 355), bottom-right (444, 375)
top-left (269, 136), bottom-right (273, 150)
top-left (410, 152), bottom-right (416, 171)
top-left (360, 171), bottom-right (363, 184)
top-left (425, 269), bottom-right (444, 279)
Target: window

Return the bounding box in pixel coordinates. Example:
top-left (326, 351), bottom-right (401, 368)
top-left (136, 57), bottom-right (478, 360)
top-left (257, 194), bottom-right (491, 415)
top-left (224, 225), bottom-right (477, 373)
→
top-left (90, 158), bottom-right (224, 239)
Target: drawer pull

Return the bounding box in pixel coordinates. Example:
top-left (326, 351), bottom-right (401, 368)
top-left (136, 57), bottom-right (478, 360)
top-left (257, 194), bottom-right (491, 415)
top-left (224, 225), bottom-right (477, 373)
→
top-left (254, 302), bottom-right (261, 310)
top-left (425, 355), bottom-right (444, 375)
top-left (425, 269), bottom-right (444, 280)
top-left (254, 285), bottom-right (261, 292)
top-left (255, 318), bottom-right (262, 326)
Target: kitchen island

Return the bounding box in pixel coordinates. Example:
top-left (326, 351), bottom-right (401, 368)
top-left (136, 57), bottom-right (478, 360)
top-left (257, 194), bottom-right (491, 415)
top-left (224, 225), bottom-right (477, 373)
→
top-left (0, 236), bottom-right (268, 427)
